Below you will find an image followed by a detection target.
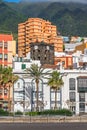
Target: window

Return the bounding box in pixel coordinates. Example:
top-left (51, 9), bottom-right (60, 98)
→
top-left (79, 93), bottom-right (85, 102)
top-left (69, 92), bottom-right (75, 102)
top-left (79, 79), bottom-right (87, 87)
top-left (0, 54), bottom-right (3, 59)
top-left (0, 88), bottom-right (2, 95)
top-left (0, 42), bottom-right (3, 48)
top-left (77, 78), bottom-right (87, 92)
top-left (4, 42), bottom-right (7, 49)
top-left (62, 61), bottom-right (65, 65)
top-left (4, 88), bottom-right (8, 95)
top-left (79, 103), bottom-right (85, 112)
top-left (18, 82), bottom-right (20, 88)
top-left (50, 88), bottom-right (60, 108)
top-left (21, 64), bottom-right (26, 69)
top-left (69, 78), bottom-right (75, 90)
top-left (4, 54), bottom-right (8, 60)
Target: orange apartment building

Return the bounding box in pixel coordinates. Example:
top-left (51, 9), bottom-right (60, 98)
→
top-left (0, 34), bottom-right (16, 67)
top-left (18, 18), bottom-right (63, 57)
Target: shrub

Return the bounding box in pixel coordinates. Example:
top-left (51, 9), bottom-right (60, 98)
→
top-left (0, 108), bottom-right (9, 116)
top-left (25, 109), bottom-right (72, 116)
top-left (15, 111), bottom-right (23, 115)
top-left (25, 111), bottom-right (38, 116)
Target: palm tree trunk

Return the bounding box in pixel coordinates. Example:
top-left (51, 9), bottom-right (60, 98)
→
top-left (54, 88), bottom-right (57, 110)
top-left (8, 85), bottom-right (11, 112)
top-left (36, 80), bottom-right (39, 111)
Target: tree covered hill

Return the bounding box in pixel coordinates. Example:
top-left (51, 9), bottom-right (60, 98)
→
top-left (1, 1), bottom-right (87, 37)
top-left (38, 2), bottom-right (87, 37)
top-left (0, 2), bottom-right (26, 38)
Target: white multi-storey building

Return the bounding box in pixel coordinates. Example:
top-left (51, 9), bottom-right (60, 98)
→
top-left (12, 56), bottom-right (87, 115)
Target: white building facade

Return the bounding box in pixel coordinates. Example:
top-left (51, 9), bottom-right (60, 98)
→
top-left (12, 58), bottom-right (87, 115)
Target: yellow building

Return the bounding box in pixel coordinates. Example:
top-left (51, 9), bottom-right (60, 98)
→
top-left (18, 18), bottom-right (63, 57)
top-left (0, 34), bottom-right (16, 67)
top-left (75, 42), bottom-right (87, 54)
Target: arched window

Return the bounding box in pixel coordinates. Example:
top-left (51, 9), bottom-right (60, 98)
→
top-left (69, 78), bottom-right (75, 90)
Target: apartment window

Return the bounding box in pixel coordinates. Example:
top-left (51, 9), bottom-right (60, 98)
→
top-left (0, 54), bottom-right (3, 59)
top-left (77, 78), bottom-right (87, 92)
top-left (69, 78), bottom-right (75, 90)
top-left (0, 88), bottom-right (2, 95)
top-left (79, 103), bottom-right (85, 112)
top-left (4, 88), bottom-right (8, 95)
top-left (78, 79), bottom-right (87, 87)
top-left (4, 54), bottom-right (8, 60)
top-left (79, 93), bottom-right (85, 102)
top-left (4, 42), bottom-right (7, 49)
top-left (69, 92), bottom-right (75, 102)
top-left (62, 61), bottom-right (65, 65)
top-left (0, 42), bottom-right (3, 48)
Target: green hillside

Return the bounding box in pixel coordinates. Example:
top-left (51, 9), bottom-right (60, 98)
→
top-left (0, 2), bottom-right (26, 38)
top-left (1, 1), bottom-right (87, 37)
top-left (38, 2), bottom-right (87, 36)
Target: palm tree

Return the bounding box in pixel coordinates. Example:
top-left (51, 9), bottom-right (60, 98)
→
top-left (2, 67), bottom-right (19, 111)
top-left (48, 71), bottom-right (64, 110)
top-left (6, 67), bottom-right (19, 111)
top-left (25, 63), bottom-right (46, 111)
top-left (0, 66), bottom-right (4, 85)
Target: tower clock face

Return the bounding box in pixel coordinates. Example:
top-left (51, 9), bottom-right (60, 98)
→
top-left (47, 46), bottom-right (49, 50)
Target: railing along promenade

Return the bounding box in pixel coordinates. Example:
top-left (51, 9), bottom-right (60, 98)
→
top-left (0, 115), bottom-right (87, 123)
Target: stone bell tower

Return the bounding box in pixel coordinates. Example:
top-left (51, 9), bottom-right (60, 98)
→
top-left (30, 42), bottom-right (54, 65)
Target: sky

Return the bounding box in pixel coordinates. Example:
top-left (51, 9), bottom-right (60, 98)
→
top-left (4, 0), bottom-right (87, 4)
top-left (4, 0), bottom-right (20, 2)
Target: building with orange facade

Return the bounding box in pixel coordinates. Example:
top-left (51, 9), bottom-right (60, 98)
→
top-left (0, 34), bottom-right (16, 67)
top-left (0, 34), bottom-right (16, 111)
top-left (18, 18), bottom-right (63, 57)
top-left (55, 55), bottom-right (73, 69)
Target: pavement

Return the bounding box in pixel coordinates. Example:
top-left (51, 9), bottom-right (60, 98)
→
top-left (0, 115), bottom-right (87, 123)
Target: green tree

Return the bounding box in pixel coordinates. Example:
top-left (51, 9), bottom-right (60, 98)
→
top-left (25, 64), bottom-right (46, 111)
top-left (0, 66), bottom-right (18, 111)
top-left (48, 71), bottom-right (64, 110)
top-left (4, 67), bottom-right (19, 111)
top-left (0, 66), bottom-right (5, 86)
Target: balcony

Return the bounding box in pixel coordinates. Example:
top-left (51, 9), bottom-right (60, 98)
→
top-left (78, 87), bottom-right (87, 92)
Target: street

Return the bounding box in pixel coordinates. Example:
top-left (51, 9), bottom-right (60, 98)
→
top-left (0, 123), bottom-right (87, 130)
